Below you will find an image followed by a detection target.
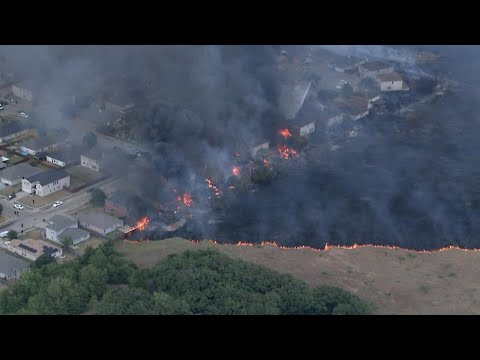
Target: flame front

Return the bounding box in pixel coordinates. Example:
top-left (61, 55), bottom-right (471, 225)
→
top-left (205, 178), bottom-right (222, 197)
top-left (127, 216), bottom-right (149, 234)
top-left (232, 166), bottom-right (240, 176)
top-left (277, 144), bottom-right (299, 159)
top-left (277, 128), bottom-right (292, 140)
top-left (177, 193), bottom-right (192, 207)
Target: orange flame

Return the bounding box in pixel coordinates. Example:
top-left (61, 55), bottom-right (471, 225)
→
top-left (277, 128), bottom-right (292, 140)
top-left (232, 166), bottom-right (240, 176)
top-left (277, 144), bottom-right (299, 159)
top-left (205, 178), bottom-right (222, 196)
top-left (127, 216), bottom-right (149, 234)
top-left (188, 239), bottom-right (480, 254)
top-left (177, 193), bottom-right (193, 207)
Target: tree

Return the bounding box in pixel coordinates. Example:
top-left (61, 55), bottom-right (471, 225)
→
top-left (7, 230), bottom-right (18, 240)
top-left (32, 254), bottom-right (55, 269)
top-left (89, 188), bottom-right (106, 207)
top-left (0, 203), bottom-right (3, 215)
top-left (60, 236), bottom-right (73, 250)
top-left (341, 83), bottom-right (354, 97)
top-left (83, 131), bottom-right (97, 149)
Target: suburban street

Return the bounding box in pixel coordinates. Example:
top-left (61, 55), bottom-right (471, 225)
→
top-left (0, 177), bottom-right (122, 234)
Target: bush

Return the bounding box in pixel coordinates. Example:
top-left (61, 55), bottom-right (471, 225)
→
top-left (89, 188), bottom-right (106, 207)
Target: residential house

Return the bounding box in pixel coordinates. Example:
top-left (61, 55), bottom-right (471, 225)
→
top-left (18, 137), bottom-right (67, 156)
top-left (4, 239), bottom-right (62, 261)
top-left (22, 169), bottom-right (70, 196)
top-left (339, 96), bottom-right (370, 121)
top-left (0, 163), bottom-right (43, 186)
top-left (0, 122), bottom-right (33, 143)
top-left (11, 82), bottom-right (33, 102)
top-left (105, 190), bottom-right (144, 218)
top-left (77, 212), bottom-right (124, 235)
top-left (45, 214), bottom-right (90, 245)
top-left (80, 149), bottom-right (104, 172)
top-left (358, 61), bottom-right (394, 79)
top-left (45, 146), bottom-right (82, 167)
top-left (376, 72), bottom-right (410, 92)
top-left (333, 55), bottom-right (366, 73)
top-left (250, 139), bottom-right (270, 158)
top-left (353, 92), bottom-right (381, 108)
top-left (0, 251), bottom-right (30, 280)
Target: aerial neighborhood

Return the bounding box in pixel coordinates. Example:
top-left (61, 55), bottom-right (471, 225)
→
top-left (0, 45), bottom-right (445, 284)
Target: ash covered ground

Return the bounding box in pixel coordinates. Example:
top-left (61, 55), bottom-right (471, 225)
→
top-left (5, 45), bottom-right (480, 250)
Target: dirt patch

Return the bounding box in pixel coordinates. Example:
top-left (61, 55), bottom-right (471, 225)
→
top-left (18, 190), bottom-right (70, 208)
top-left (116, 238), bottom-right (480, 315)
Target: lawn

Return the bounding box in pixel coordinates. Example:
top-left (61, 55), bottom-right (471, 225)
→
top-left (0, 184), bottom-right (21, 197)
top-left (0, 215), bottom-right (10, 226)
top-left (117, 238), bottom-right (480, 315)
top-left (17, 190), bottom-right (70, 208)
top-left (19, 227), bottom-right (44, 240)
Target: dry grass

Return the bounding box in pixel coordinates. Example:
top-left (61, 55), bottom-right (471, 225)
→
top-left (117, 238), bottom-right (480, 315)
top-left (17, 190), bottom-right (70, 208)
top-left (19, 227), bottom-right (44, 240)
top-left (66, 165), bottom-right (103, 182)
top-left (0, 215), bottom-right (9, 225)
top-left (0, 184), bottom-right (21, 196)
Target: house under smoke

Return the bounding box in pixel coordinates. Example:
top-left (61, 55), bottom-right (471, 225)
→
top-left (358, 61), bottom-right (394, 79)
top-left (11, 81), bottom-right (34, 102)
top-left (376, 72), bottom-right (410, 92)
top-left (278, 80), bottom-right (312, 120)
top-left (105, 190), bottom-right (149, 219)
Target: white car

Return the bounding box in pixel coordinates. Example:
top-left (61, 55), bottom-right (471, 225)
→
top-left (0, 105), bottom-right (4, 110)
top-left (19, 111), bottom-right (28, 118)
top-left (336, 85), bottom-right (342, 90)
top-left (14, 204), bottom-right (24, 210)
top-left (52, 201), bottom-right (63, 208)
top-left (340, 79), bottom-right (347, 83)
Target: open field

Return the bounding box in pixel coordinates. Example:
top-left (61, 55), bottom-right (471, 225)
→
top-left (117, 238), bottom-right (480, 315)
top-left (0, 184), bottom-right (21, 197)
top-left (18, 190), bottom-right (70, 208)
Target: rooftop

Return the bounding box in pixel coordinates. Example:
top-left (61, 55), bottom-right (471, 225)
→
top-left (339, 96), bottom-right (369, 116)
top-left (0, 122), bottom-right (30, 138)
top-left (77, 212), bottom-right (123, 230)
top-left (19, 137), bottom-right (62, 151)
top-left (361, 61), bottom-right (393, 72)
top-left (81, 148), bottom-right (104, 161)
top-left (377, 72), bottom-right (404, 82)
top-left (0, 251), bottom-right (30, 276)
top-left (278, 80), bottom-right (312, 120)
top-left (0, 163), bottom-right (42, 182)
top-left (46, 214), bottom-right (78, 233)
top-left (334, 55), bottom-right (365, 69)
top-left (26, 169), bottom-right (70, 186)
top-left (47, 146), bottom-right (83, 163)
top-left (107, 190), bottom-right (142, 208)
top-left (59, 228), bottom-right (90, 242)
top-left (8, 239), bottom-right (61, 257)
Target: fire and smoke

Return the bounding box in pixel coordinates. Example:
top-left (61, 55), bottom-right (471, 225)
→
top-left (277, 128), bottom-right (292, 140)
top-left (206, 178), bottom-right (222, 197)
top-left (277, 144), bottom-right (299, 159)
top-left (177, 193), bottom-right (193, 207)
top-left (232, 166), bottom-right (240, 176)
top-left (126, 217), bottom-right (150, 234)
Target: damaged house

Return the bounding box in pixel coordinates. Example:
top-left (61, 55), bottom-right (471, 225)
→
top-left (250, 139), bottom-right (270, 158)
top-left (278, 80), bottom-right (312, 120)
top-left (358, 61), bottom-right (394, 79)
top-left (105, 190), bottom-right (150, 219)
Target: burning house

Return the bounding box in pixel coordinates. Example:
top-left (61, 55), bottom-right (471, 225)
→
top-left (250, 139), bottom-right (270, 159)
top-left (105, 190), bottom-right (152, 219)
top-left (278, 80), bottom-right (312, 120)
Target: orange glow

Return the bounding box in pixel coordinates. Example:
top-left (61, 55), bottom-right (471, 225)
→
top-left (277, 128), bottom-right (292, 140)
top-left (205, 178), bottom-right (222, 196)
top-left (232, 166), bottom-right (240, 176)
top-left (234, 152), bottom-right (241, 157)
top-left (182, 193), bottom-right (192, 207)
top-left (127, 216), bottom-right (149, 234)
top-left (277, 144), bottom-right (299, 159)
top-left (188, 239), bottom-right (480, 254)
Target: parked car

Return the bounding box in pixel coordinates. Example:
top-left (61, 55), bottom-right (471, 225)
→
top-left (0, 105), bottom-right (4, 110)
top-left (0, 231), bottom-right (9, 238)
top-left (14, 204), bottom-right (24, 210)
top-left (19, 111), bottom-right (28, 118)
top-left (52, 201), bottom-right (63, 208)
top-left (7, 194), bottom-right (16, 200)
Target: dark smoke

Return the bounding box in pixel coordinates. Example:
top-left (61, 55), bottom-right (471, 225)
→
top-left (3, 45), bottom-right (480, 250)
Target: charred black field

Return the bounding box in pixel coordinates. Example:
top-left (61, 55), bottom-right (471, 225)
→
top-left (3, 45), bottom-right (480, 251)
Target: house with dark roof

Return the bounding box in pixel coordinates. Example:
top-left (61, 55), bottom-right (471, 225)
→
top-left (18, 136), bottom-right (67, 156)
top-left (338, 96), bottom-right (370, 121)
top-left (45, 146), bottom-right (82, 167)
top-left (45, 214), bottom-right (90, 245)
top-left (358, 61), bottom-right (394, 79)
top-left (77, 212), bottom-right (123, 235)
top-left (376, 72), bottom-right (409, 92)
top-left (0, 163), bottom-right (43, 186)
top-left (0, 251), bottom-right (30, 280)
top-left (22, 169), bottom-right (70, 196)
top-left (105, 190), bottom-right (144, 218)
top-left (4, 239), bottom-right (62, 261)
top-left (0, 122), bottom-right (33, 143)
top-left (333, 55), bottom-right (366, 73)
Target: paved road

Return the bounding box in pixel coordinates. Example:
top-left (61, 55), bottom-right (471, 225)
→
top-left (0, 177), bottom-right (122, 234)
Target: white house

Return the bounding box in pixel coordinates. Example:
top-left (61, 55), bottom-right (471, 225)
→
top-left (45, 214), bottom-right (90, 245)
top-left (11, 82), bottom-right (33, 102)
top-left (45, 146), bottom-right (82, 167)
top-left (80, 149), bottom-right (104, 172)
top-left (77, 212), bottom-right (124, 235)
top-left (0, 163), bottom-right (42, 186)
top-left (0, 122), bottom-right (33, 144)
top-left (376, 72), bottom-right (409, 92)
top-left (22, 169), bottom-right (70, 197)
top-left (18, 137), bottom-right (67, 156)
top-left (358, 61), bottom-right (394, 79)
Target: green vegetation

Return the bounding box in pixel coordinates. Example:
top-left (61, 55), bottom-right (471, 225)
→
top-left (251, 166), bottom-right (276, 186)
top-left (83, 131), bottom-right (97, 149)
top-left (7, 230), bottom-right (17, 240)
top-left (0, 243), bottom-right (372, 315)
top-left (89, 188), bottom-right (106, 207)
top-left (406, 253), bottom-right (417, 258)
top-left (60, 236), bottom-right (73, 250)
